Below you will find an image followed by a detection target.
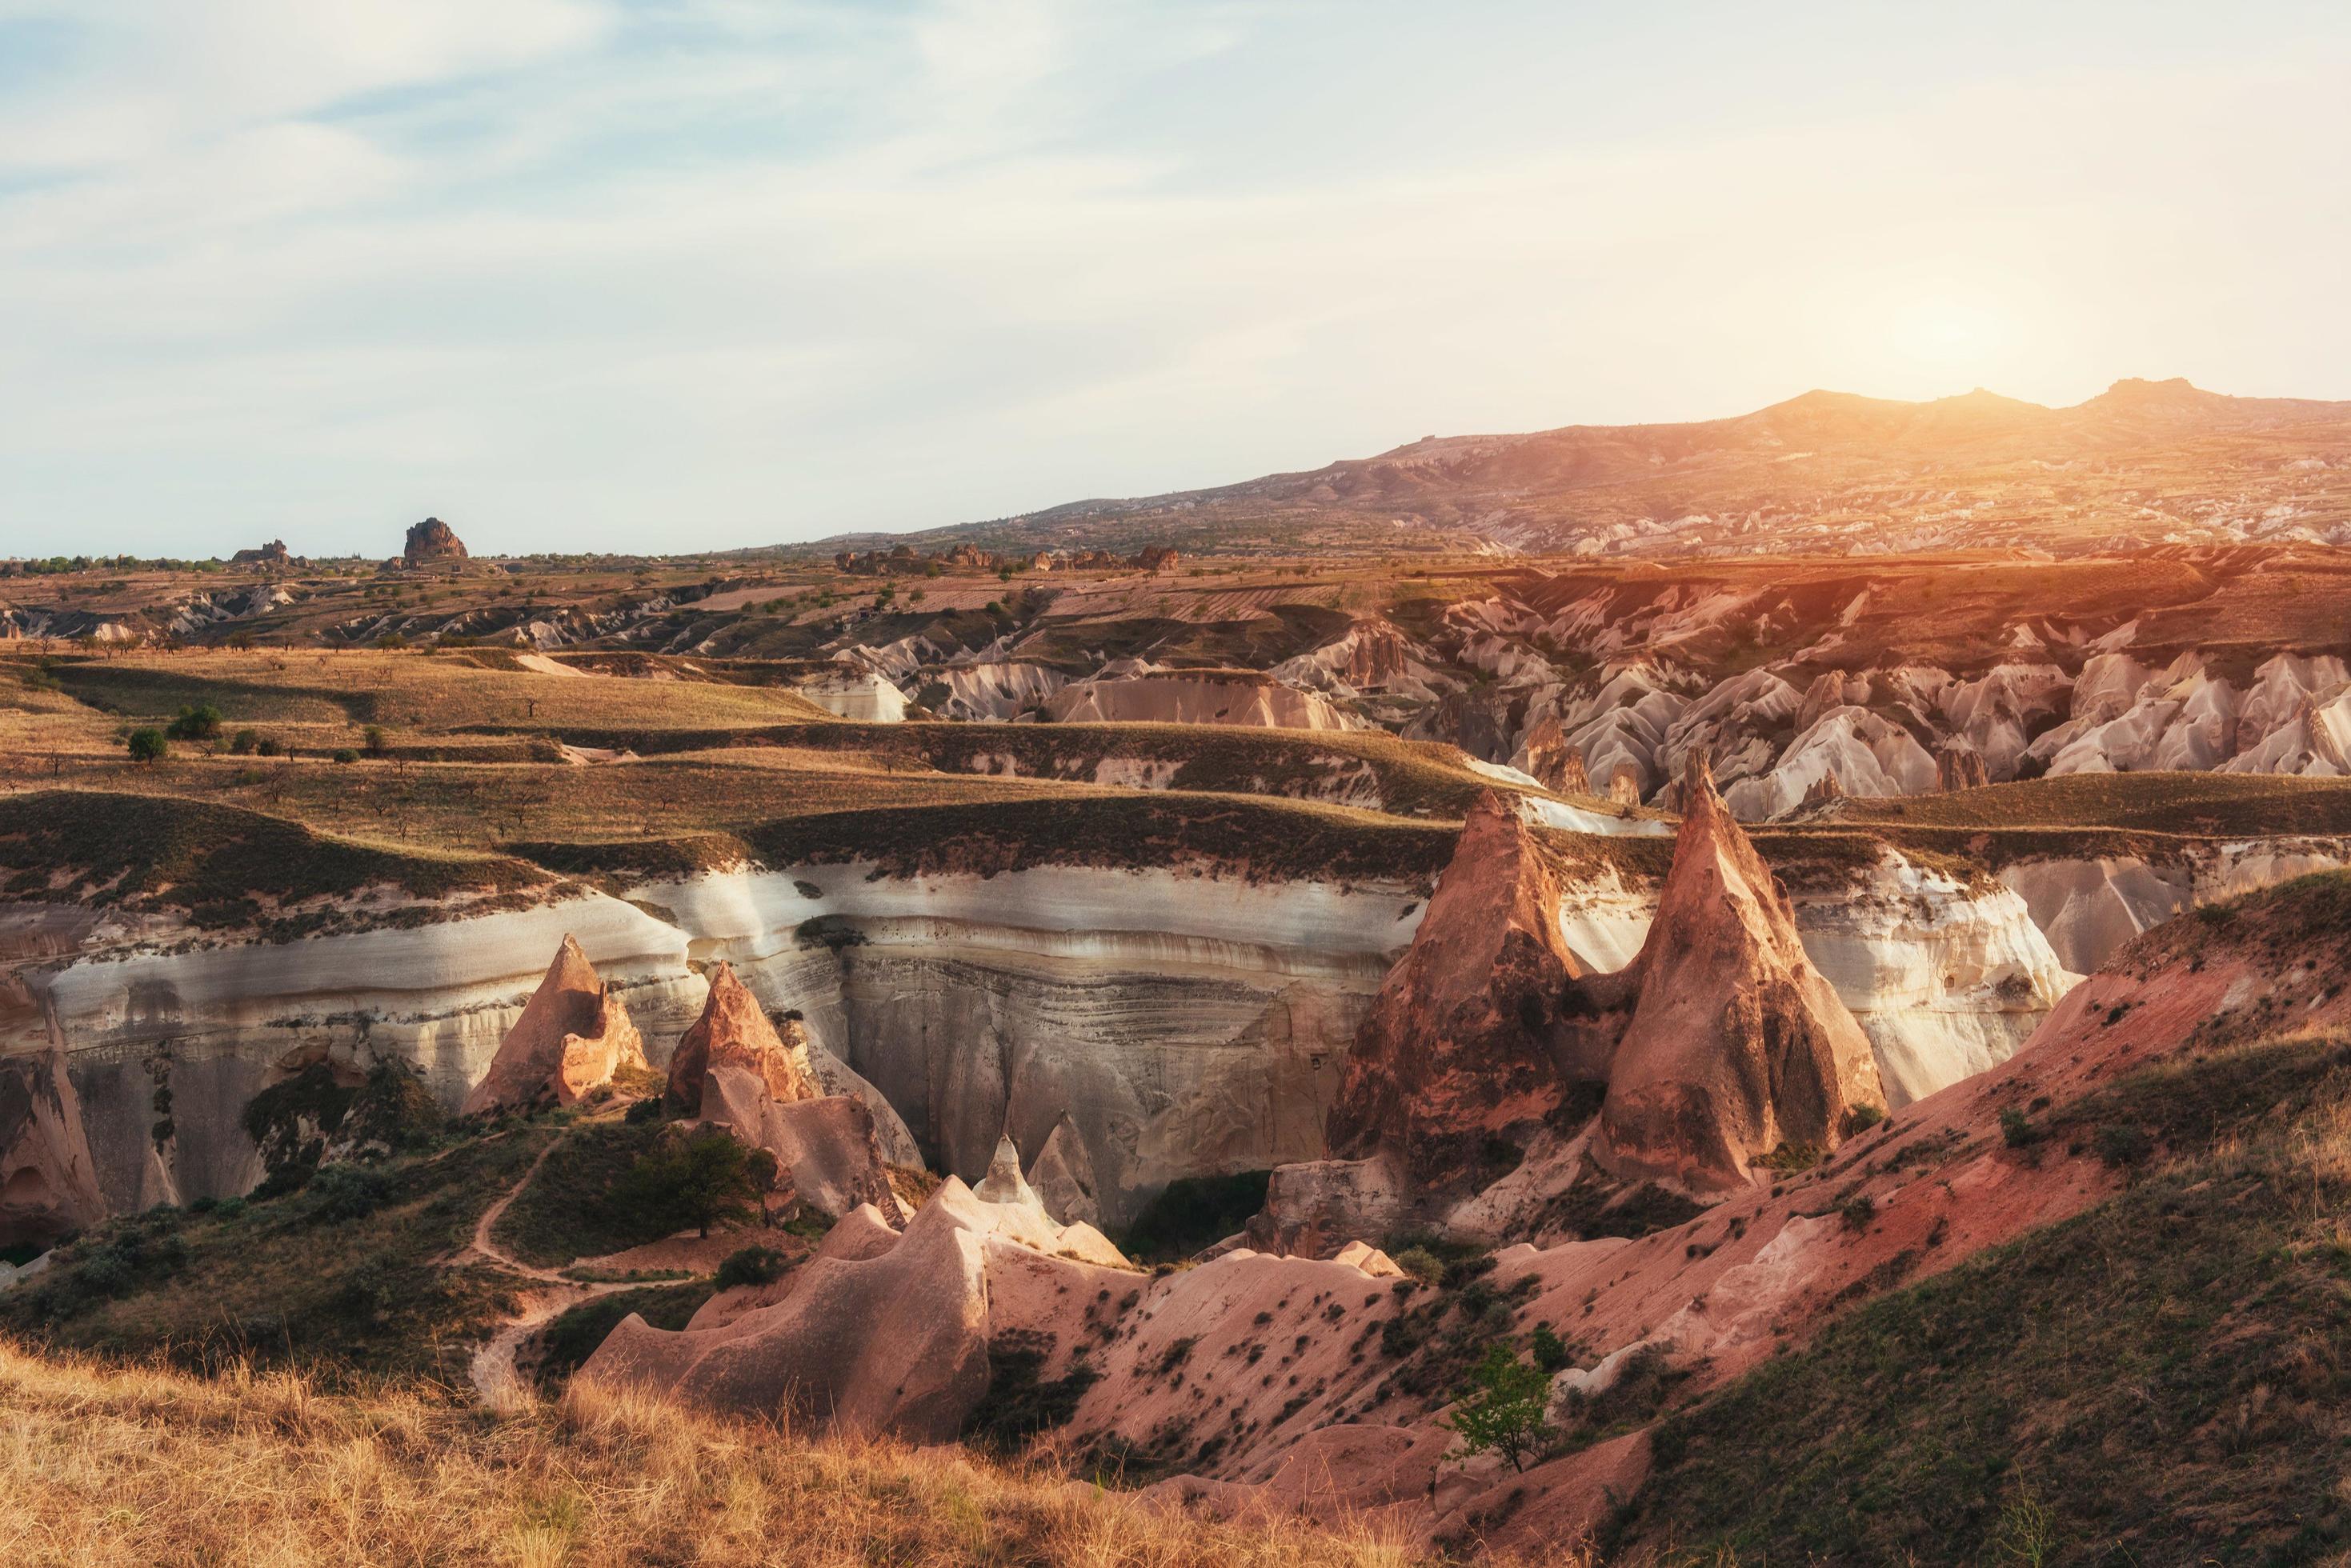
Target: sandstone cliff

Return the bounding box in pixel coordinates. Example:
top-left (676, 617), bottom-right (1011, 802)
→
top-left (0, 1048), bottom-right (105, 1249)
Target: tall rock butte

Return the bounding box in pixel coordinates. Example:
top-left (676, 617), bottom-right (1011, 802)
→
top-left (403, 517), bottom-right (468, 564)
top-left (1328, 792), bottom-right (1597, 1185)
top-left (462, 935), bottom-right (647, 1114)
top-left (1592, 750), bottom-right (1885, 1186)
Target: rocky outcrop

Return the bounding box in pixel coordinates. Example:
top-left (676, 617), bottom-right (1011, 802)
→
top-left (1936, 742), bottom-right (1991, 791)
top-left (583, 1177), bottom-right (1129, 1437)
top-left (1046, 668), bottom-right (1367, 731)
top-left (1328, 794), bottom-right (1597, 1185)
top-left (667, 962), bottom-right (817, 1115)
top-left (696, 1062), bottom-right (903, 1224)
top-left (460, 936), bottom-right (647, 1114)
top-left (230, 541), bottom-right (291, 568)
top-left (1594, 753), bottom-right (1885, 1186)
top-left (0, 1049), bottom-right (105, 1249)
top-left (403, 518), bottom-right (468, 564)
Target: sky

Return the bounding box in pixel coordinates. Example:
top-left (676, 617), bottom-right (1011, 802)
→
top-left (2, 1), bottom-right (2348, 558)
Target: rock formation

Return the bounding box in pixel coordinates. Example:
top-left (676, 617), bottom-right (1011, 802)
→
top-left (583, 1176), bottom-right (1129, 1438)
top-left (403, 518), bottom-right (468, 564)
top-left (1592, 751), bottom-right (1885, 1186)
top-left (230, 540), bottom-right (291, 568)
top-left (695, 1062), bottom-right (903, 1224)
top-left (0, 1049), bottom-right (106, 1249)
top-left (1023, 1112), bottom-right (1099, 1226)
top-left (971, 1130), bottom-right (1039, 1207)
top-left (1937, 741), bottom-right (1992, 791)
top-left (461, 935), bottom-right (647, 1114)
top-left (1328, 793), bottom-right (1600, 1186)
top-left (1516, 714), bottom-right (1593, 796)
top-left (667, 962), bottom-right (818, 1115)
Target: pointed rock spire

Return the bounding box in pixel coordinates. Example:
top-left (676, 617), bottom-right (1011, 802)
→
top-left (462, 935), bottom-right (647, 1114)
top-left (667, 961), bottom-right (817, 1117)
top-left (1596, 749), bottom-right (1885, 1187)
top-left (1328, 790), bottom-right (1595, 1185)
top-left (1024, 1111), bottom-right (1099, 1226)
top-left (971, 1130), bottom-right (1040, 1208)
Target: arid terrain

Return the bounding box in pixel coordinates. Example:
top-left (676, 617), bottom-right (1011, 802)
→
top-left (10, 422), bottom-right (2351, 1563)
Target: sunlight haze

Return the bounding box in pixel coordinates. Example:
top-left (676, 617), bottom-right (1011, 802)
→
top-left (2, 0), bottom-right (2346, 555)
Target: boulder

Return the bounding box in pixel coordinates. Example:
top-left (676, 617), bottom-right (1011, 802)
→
top-left (667, 962), bottom-right (818, 1116)
top-left (460, 935), bottom-right (647, 1114)
top-left (1594, 751), bottom-right (1886, 1186)
top-left (1937, 741), bottom-right (1991, 792)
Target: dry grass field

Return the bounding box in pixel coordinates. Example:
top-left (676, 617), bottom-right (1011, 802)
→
top-left (0, 1342), bottom-right (1469, 1568)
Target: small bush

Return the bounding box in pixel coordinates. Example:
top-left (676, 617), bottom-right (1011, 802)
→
top-left (1840, 1194), bottom-right (1875, 1232)
top-left (304, 1164), bottom-right (390, 1225)
top-left (126, 728), bottom-right (168, 764)
top-left (715, 1246), bottom-right (791, 1290)
top-left (1842, 1103), bottom-right (1888, 1137)
top-left (2001, 1108), bottom-right (2043, 1149)
top-left (2093, 1123), bottom-right (2154, 1170)
top-left (1394, 1246), bottom-right (1445, 1287)
top-left (331, 748), bottom-right (360, 765)
top-left (166, 704), bottom-right (222, 741)
top-left (229, 729), bottom-right (259, 755)
top-left (1530, 1322), bottom-right (1572, 1374)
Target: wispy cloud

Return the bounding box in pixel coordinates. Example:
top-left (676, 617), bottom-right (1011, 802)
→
top-left (0, 1), bottom-right (2346, 555)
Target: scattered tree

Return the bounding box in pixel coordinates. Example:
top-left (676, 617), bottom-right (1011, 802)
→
top-left (1442, 1339), bottom-right (1555, 1474)
top-left (126, 728), bottom-right (168, 765)
top-left (620, 1127), bottom-right (777, 1238)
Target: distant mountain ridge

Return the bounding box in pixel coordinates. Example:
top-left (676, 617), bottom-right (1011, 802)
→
top-left (798, 378), bottom-right (2351, 560)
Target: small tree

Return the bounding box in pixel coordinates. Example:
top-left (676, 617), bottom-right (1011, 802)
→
top-left (166, 703), bottom-right (222, 741)
top-left (126, 728), bottom-right (168, 765)
top-left (622, 1126), bottom-right (775, 1238)
top-left (1442, 1340), bottom-right (1554, 1474)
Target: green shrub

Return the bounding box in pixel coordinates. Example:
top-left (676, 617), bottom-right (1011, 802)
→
top-left (1441, 1339), bottom-right (1554, 1474)
top-left (166, 703), bottom-right (222, 741)
top-left (1394, 1246), bottom-right (1445, 1287)
top-left (304, 1164), bottom-right (390, 1225)
top-left (2001, 1108), bottom-right (2042, 1149)
top-left (715, 1245), bottom-right (791, 1290)
top-left (331, 748), bottom-right (359, 765)
top-left (1840, 1194), bottom-right (1875, 1232)
top-left (1843, 1103), bottom-right (1888, 1137)
top-left (1530, 1321), bottom-right (1572, 1374)
top-left (126, 728), bottom-right (168, 764)
top-left (229, 728), bottom-right (259, 755)
top-left (619, 1127), bottom-right (775, 1239)
top-left (2093, 1123), bottom-right (2155, 1170)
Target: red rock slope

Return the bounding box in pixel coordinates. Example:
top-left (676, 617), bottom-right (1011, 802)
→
top-left (460, 935), bottom-right (647, 1114)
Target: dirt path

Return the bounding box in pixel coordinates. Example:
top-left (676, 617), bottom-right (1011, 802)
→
top-left (463, 1134), bottom-right (633, 1406)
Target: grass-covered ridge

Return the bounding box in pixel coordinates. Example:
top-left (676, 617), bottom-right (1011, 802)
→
top-left (0, 1122), bottom-right (555, 1387)
top-left (0, 790), bottom-right (555, 931)
top-left (1625, 1030), bottom-right (2351, 1566)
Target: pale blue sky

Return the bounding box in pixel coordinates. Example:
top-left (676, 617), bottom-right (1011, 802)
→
top-left (2, 1), bottom-right (2347, 557)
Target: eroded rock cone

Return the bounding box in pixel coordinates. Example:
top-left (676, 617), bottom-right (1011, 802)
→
top-left (462, 936), bottom-right (647, 1114)
top-left (1328, 792), bottom-right (1597, 1185)
top-left (0, 1048), bottom-right (106, 1250)
top-left (971, 1131), bottom-right (1040, 1207)
top-left (1024, 1112), bottom-right (1099, 1226)
top-left (1596, 751), bottom-right (1884, 1187)
top-left (667, 962), bottom-right (817, 1116)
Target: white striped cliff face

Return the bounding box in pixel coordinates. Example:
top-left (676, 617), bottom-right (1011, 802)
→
top-left (5, 844), bottom-right (2096, 1234)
